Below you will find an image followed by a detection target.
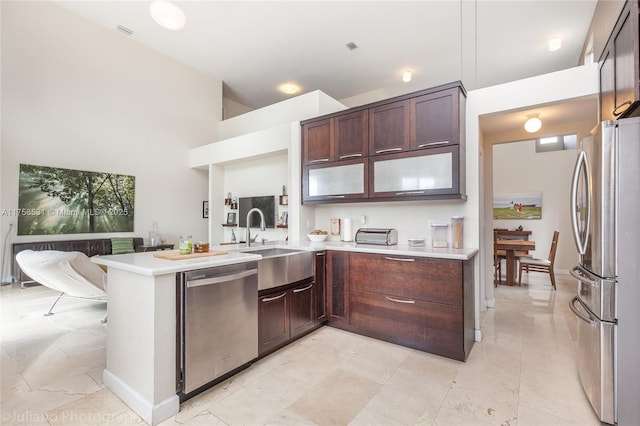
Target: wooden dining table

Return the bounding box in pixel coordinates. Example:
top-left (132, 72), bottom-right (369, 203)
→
top-left (496, 239), bottom-right (536, 286)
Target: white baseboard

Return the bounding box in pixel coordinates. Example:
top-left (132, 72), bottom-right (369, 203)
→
top-left (485, 298), bottom-right (495, 308)
top-left (103, 369), bottom-right (179, 425)
top-left (474, 328), bottom-right (482, 342)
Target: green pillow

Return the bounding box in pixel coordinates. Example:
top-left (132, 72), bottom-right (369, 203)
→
top-left (111, 237), bottom-right (134, 254)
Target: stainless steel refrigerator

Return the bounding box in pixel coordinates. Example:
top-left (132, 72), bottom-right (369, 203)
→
top-left (569, 117), bottom-right (640, 425)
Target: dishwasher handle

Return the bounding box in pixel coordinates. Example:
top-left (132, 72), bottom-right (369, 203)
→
top-left (186, 268), bottom-right (258, 288)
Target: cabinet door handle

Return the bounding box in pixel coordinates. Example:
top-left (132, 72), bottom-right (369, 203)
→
top-left (384, 256), bottom-right (415, 262)
top-left (309, 158), bottom-right (329, 164)
top-left (417, 141), bottom-right (449, 148)
top-left (325, 195), bottom-right (346, 198)
top-left (613, 100), bottom-right (633, 116)
top-left (375, 147), bottom-right (403, 154)
top-left (262, 292), bottom-right (287, 302)
top-left (293, 283), bottom-right (314, 293)
top-left (385, 295), bottom-right (416, 304)
top-left (316, 252), bottom-right (326, 257)
top-left (395, 191), bottom-right (425, 196)
top-left (339, 153), bottom-right (362, 159)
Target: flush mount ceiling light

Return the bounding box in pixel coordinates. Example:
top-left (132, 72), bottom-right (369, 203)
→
top-left (548, 37), bottom-right (562, 52)
top-left (524, 113), bottom-right (542, 133)
top-left (150, 1), bottom-right (186, 31)
top-left (278, 83), bottom-right (301, 95)
top-left (402, 70), bottom-right (412, 83)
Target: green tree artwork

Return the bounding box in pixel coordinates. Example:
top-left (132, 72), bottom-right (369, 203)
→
top-left (17, 164), bottom-right (135, 235)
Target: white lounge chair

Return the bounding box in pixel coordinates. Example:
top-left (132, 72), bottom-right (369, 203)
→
top-left (15, 250), bottom-right (107, 322)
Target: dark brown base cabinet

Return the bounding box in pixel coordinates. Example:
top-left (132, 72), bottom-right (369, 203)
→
top-left (349, 290), bottom-right (464, 360)
top-left (258, 288), bottom-right (290, 355)
top-left (290, 281), bottom-right (315, 337)
top-left (328, 252), bottom-right (474, 362)
top-left (314, 251), bottom-right (327, 322)
top-left (258, 254), bottom-right (327, 357)
top-left (326, 251), bottom-right (350, 327)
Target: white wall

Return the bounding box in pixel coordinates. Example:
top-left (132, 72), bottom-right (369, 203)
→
top-left (221, 154), bottom-right (290, 243)
top-left (313, 200), bottom-right (468, 245)
top-left (0, 2), bottom-right (222, 281)
top-left (492, 140), bottom-right (577, 272)
top-left (190, 91), bottom-right (347, 245)
top-left (223, 98), bottom-right (253, 120)
top-left (217, 91), bottom-right (346, 141)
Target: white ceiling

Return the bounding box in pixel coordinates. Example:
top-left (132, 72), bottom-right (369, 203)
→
top-left (54, 0), bottom-right (599, 111)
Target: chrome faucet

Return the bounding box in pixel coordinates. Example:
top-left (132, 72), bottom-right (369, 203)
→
top-left (245, 208), bottom-right (266, 247)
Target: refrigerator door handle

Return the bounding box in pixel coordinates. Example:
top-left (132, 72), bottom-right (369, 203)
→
top-left (569, 296), bottom-right (597, 326)
top-left (570, 150), bottom-right (590, 255)
top-left (570, 266), bottom-right (597, 287)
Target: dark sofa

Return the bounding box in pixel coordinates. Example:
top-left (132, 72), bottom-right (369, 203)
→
top-left (12, 237), bottom-right (143, 285)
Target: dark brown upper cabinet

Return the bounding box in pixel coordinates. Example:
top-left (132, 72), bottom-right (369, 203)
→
top-left (411, 87), bottom-right (462, 150)
top-left (599, 0), bottom-right (640, 120)
top-left (369, 100), bottom-right (411, 155)
top-left (302, 118), bottom-right (333, 165)
top-left (301, 81), bottom-right (467, 204)
top-left (302, 110), bottom-right (368, 165)
top-left (333, 110), bottom-right (368, 160)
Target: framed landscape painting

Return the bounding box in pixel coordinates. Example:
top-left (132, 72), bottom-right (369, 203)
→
top-left (17, 164), bottom-right (135, 235)
top-left (493, 192), bottom-right (542, 220)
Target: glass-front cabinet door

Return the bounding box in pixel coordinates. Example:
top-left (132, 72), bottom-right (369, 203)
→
top-left (369, 147), bottom-right (463, 199)
top-left (303, 159), bottom-right (368, 203)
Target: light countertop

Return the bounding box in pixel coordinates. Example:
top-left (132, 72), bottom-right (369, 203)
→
top-left (306, 240), bottom-right (478, 260)
top-left (92, 241), bottom-right (478, 276)
top-left (92, 250), bottom-right (262, 276)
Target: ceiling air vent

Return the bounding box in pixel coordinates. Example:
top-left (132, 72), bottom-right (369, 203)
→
top-left (345, 41), bottom-right (358, 50)
top-left (116, 25), bottom-right (134, 36)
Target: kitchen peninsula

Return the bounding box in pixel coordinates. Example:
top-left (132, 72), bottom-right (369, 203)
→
top-left (93, 242), bottom-right (477, 425)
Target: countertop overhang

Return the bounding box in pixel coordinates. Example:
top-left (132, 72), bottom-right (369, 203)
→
top-left (92, 241), bottom-right (478, 276)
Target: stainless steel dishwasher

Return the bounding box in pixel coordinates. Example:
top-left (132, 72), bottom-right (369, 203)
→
top-left (177, 261), bottom-right (258, 396)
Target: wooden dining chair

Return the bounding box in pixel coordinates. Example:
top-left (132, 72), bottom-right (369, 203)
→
top-left (514, 249), bottom-right (532, 265)
top-left (493, 231), bottom-right (506, 286)
top-left (518, 231), bottom-right (559, 289)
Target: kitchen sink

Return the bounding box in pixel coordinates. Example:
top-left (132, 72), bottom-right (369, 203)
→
top-left (240, 247), bottom-right (306, 258)
top-left (240, 247), bottom-right (313, 290)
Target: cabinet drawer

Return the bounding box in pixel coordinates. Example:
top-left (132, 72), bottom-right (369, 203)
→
top-left (350, 253), bottom-right (462, 306)
top-left (349, 290), bottom-right (464, 360)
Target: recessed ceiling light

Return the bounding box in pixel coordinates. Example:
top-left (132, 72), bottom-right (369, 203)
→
top-left (278, 83), bottom-right (301, 95)
top-left (402, 70), bottom-right (412, 83)
top-left (150, 1), bottom-right (186, 31)
top-left (548, 37), bottom-right (562, 52)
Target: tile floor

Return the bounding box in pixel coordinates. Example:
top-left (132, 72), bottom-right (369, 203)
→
top-left (1, 271), bottom-right (601, 425)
